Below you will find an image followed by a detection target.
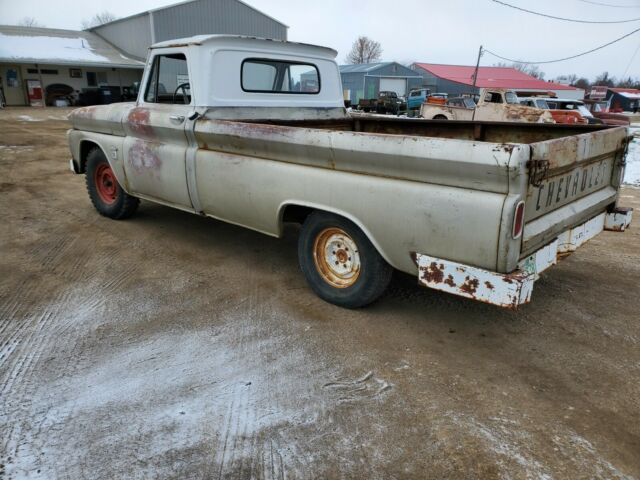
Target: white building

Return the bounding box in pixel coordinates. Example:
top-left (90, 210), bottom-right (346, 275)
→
top-left (0, 0), bottom-right (287, 106)
top-left (0, 25), bottom-right (144, 106)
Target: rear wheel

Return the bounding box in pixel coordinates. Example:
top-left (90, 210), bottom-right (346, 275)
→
top-left (85, 147), bottom-right (139, 219)
top-left (298, 211), bottom-right (393, 308)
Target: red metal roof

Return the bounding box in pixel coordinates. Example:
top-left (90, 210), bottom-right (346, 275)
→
top-left (413, 63), bottom-right (577, 91)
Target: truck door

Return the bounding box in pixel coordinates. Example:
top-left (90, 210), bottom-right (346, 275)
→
top-left (123, 50), bottom-right (193, 210)
top-left (475, 91), bottom-right (506, 121)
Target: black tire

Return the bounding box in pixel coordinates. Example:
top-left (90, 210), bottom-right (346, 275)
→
top-left (298, 211), bottom-right (393, 308)
top-left (85, 147), bottom-right (139, 219)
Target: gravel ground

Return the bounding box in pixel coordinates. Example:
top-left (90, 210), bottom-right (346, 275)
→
top-left (1, 107), bottom-right (639, 480)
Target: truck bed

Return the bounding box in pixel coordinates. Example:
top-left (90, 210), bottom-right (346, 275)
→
top-left (195, 114), bottom-right (628, 271)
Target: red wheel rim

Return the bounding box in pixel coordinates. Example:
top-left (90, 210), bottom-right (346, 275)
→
top-left (94, 164), bottom-right (118, 205)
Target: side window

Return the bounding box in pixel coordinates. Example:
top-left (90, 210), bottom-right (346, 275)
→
top-left (242, 59), bottom-right (320, 94)
top-left (485, 92), bottom-right (502, 103)
top-left (144, 53), bottom-right (190, 104)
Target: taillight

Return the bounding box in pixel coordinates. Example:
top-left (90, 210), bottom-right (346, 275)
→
top-left (512, 201), bottom-right (525, 239)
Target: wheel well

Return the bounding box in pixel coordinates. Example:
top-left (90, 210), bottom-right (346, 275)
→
top-left (281, 204), bottom-right (315, 225)
top-left (79, 140), bottom-right (100, 173)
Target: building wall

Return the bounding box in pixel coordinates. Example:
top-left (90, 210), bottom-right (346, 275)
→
top-left (340, 72), bottom-right (365, 104)
top-left (92, 14), bottom-right (153, 61)
top-left (152, 0), bottom-right (287, 43)
top-left (433, 78), bottom-right (477, 96)
top-left (2, 63), bottom-right (142, 105)
top-left (341, 64), bottom-right (423, 104)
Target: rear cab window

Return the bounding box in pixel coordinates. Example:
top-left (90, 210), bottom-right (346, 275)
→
top-left (241, 58), bottom-right (320, 94)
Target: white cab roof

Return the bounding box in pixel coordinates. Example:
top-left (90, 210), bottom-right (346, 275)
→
top-left (151, 35), bottom-right (337, 59)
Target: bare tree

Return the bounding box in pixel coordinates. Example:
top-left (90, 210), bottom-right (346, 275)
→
top-left (615, 76), bottom-right (640, 88)
top-left (593, 71), bottom-right (615, 87)
top-left (82, 11), bottom-right (118, 29)
top-left (574, 77), bottom-right (590, 90)
top-left (512, 62), bottom-right (545, 80)
top-left (554, 73), bottom-right (578, 85)
top-left (18, 16), bottom-right (43, 27)
top-left (493, 62), bottom-right (545, 79)
top-left (345, 36), bottom-right (383, 64)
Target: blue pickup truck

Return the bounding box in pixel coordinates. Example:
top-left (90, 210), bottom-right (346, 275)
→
top-left (407, 88), bottom-right (431, 110)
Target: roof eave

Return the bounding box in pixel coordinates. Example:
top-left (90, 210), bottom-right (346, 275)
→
top-left (0, 58), bottom-right (145, 69)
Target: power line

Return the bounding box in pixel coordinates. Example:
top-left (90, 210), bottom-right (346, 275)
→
top-left (491, 0), bottom-right (640, 23)
top-left (483, 25), bottom-right (640, 64)
top-left (622, 40), bottom-right (640, 77)
top-left (576, 0), bottom-right (640, 8)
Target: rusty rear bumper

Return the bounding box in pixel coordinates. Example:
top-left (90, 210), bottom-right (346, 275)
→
top-left (416, 208), bottom-right (633, 309)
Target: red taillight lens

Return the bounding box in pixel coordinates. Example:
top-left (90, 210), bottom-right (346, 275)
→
top-left (512, 201), bottom-right (525, 239)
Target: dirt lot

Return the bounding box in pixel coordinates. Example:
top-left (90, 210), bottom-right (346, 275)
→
top-left (1, 107), bottom-right (639, 479)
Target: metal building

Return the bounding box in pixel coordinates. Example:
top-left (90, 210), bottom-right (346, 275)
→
top-left (410, 63), bottom-right (584, 100)
top-left (339, 62), bottom-right (422, 105)
top-left (91, 0), bottom-right (288, 61)
top-left (605, 88), bottom-right (640, 112)
top-left (0, 0), bottom-right (287, 106)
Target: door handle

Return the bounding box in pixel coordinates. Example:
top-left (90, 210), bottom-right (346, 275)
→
top-left (169, 115), bottom-right (185, 124)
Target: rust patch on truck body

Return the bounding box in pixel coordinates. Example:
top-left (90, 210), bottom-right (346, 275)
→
top-left (128, 140), bottom-right (162, 176)
top-left (127, 107), bottom-right (154, 139)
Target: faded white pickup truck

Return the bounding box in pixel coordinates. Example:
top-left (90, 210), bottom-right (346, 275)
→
top-left (420, 88), bottom-right (555, 123)
top-left (68, 35), bottom-right (633, 309)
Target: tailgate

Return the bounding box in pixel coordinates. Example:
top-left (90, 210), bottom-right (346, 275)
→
top-left (521, 126), bottom-right (629, 256)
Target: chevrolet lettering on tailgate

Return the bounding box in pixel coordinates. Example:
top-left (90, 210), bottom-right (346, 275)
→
top-left (526, 158), bottom-right (614, 220)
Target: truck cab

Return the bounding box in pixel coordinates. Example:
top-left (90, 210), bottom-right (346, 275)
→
top-left (407, 88), bottom-right (431, 110)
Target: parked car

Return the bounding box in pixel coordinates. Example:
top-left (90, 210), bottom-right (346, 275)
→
top-left (518, 97), bottom-right (590, 125)
top-left (545, 98), bottom-right (603, 125)
top-left (584, 99), bottom-right (630, 126)
top-left (420, 88), bottom-right (555, 123)
top-left (67, 35), bottom-right (632, 309)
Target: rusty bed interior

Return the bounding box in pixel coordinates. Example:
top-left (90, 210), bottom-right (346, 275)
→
top-left (239, 116), bottom-right (613, 144)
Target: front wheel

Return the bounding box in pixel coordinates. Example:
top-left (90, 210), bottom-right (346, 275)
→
top-left (85, 147), bottom-right (139, 219)
top-left (298, 211), bottom-right (393, 308)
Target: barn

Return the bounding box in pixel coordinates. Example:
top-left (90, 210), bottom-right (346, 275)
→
top-left (410, 63), bottom-right (584, 100)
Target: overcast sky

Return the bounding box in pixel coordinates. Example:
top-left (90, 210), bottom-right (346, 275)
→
top-left (1, 0), bottom-right (639, 80)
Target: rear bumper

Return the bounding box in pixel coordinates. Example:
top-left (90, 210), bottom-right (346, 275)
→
top-left (416, 207), bottom-right (633, 309)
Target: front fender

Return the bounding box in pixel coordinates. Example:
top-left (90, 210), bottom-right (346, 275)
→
top-left (67, 130), bottom-right (130, 193)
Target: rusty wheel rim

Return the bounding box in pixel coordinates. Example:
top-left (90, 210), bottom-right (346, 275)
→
top-left (313, 227), bottom-right (361, 288)
top-left (95, 164), bottom-right (117, 205)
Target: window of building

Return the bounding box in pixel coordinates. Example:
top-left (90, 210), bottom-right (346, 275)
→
top-left (144, 53), bottom-right (190, 104)
top-left (241, 59), bottom-right (320, 94)
top-left (27, 68), bottom-right (38, 74)
top-left (69, 68), bottom-right (82, 78)
top-left (40, 69), bottom-right (58, 75)
top-left (87, 72), bottom-right (97, 87)
top-left (97, 72), bottom-right (108, 85)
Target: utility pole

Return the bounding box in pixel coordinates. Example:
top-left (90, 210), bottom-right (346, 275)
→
top-left (471, 45), bottom-right (483, 121)
top-left (472, 45), bottom-right (483, 90)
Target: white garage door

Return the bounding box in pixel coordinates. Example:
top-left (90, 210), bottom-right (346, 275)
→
top-left (379, 77), bottom-right (407, 96)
